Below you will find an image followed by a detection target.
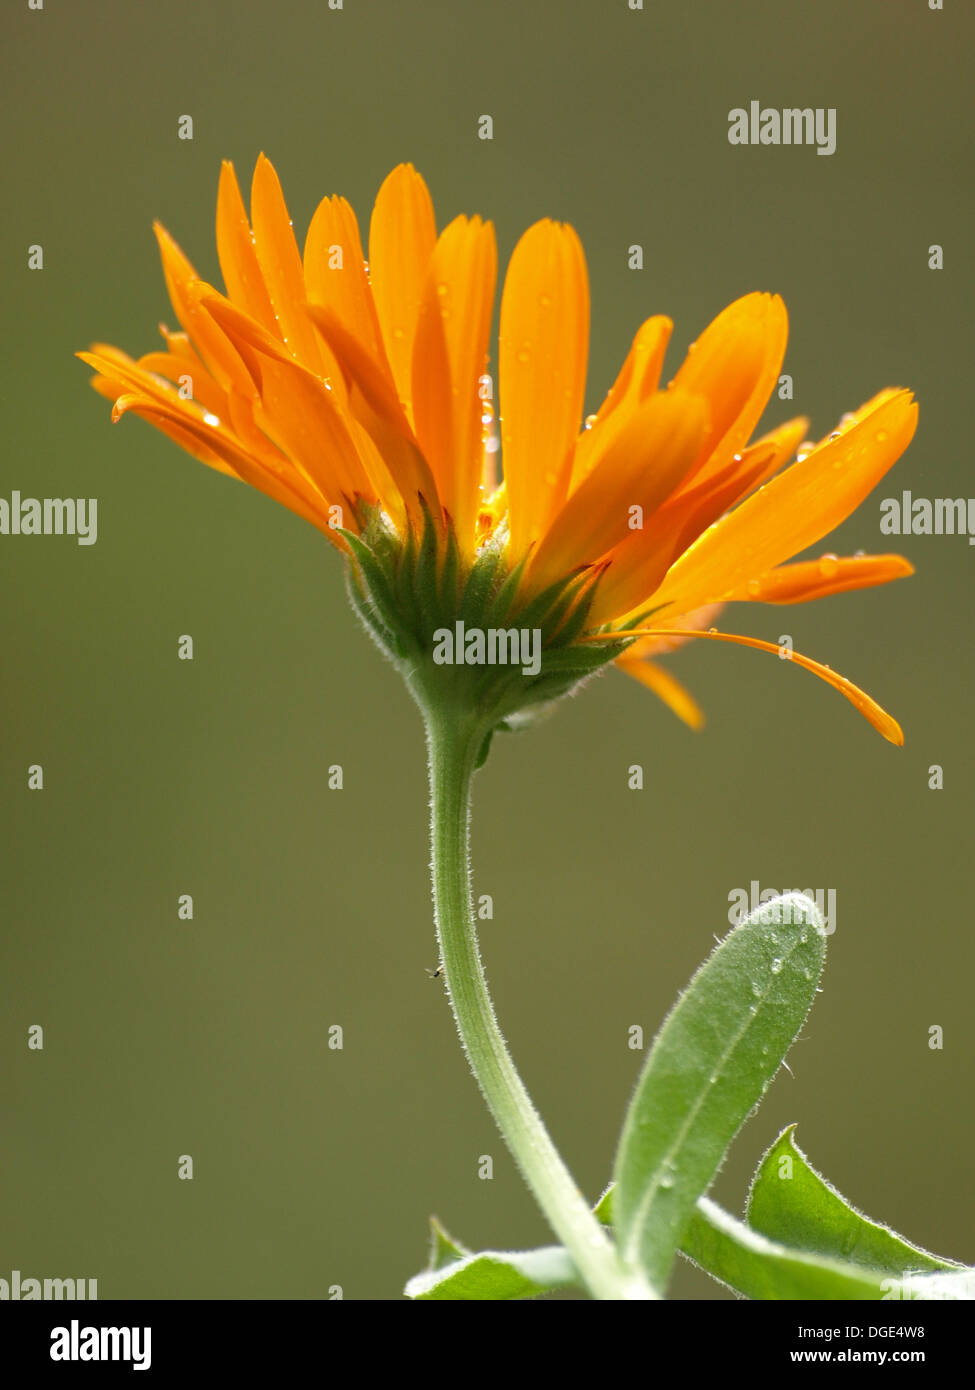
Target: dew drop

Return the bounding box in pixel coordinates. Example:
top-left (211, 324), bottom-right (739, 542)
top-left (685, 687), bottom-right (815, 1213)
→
top-left (517, 349), bottom-right (531, 364)
top-left (202, 412), bottom-right (221, 427)
top-left (436, 281), bottom-right (449, 298)
top-left (392, 326), bottom-right (406, 341)
top-left (770, 957), bottom-right (783, 974)
top-left (875, 430), bottom-right (888, 444)
top-left (584, 413), bottom-right (597, 431)
top-left (746, 578), bottom-right (761, 597)
top-left (829, 430), bottom-right (842, 441)
top-left (485, 437), bottom-right (500, 454)
top-left (707, 626), bottom-right (718, 634)
top-left (818, 553), bottom-right (840, 579)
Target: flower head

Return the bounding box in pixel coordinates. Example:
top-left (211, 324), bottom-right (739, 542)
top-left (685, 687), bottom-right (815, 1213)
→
top-left (79, 156), bottom-right (917, 741)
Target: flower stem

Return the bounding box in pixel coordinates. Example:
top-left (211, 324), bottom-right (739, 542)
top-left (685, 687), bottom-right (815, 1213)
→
top-left (421, 696), bottom-right (653, 1300)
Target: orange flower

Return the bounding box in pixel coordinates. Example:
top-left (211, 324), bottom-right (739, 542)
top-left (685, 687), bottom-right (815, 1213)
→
top-left (79, 156), bottom-right (917, 742)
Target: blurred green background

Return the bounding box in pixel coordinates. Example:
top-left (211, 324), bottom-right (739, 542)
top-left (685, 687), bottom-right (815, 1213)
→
top-left (2, 0), bottom-right (972, 1300)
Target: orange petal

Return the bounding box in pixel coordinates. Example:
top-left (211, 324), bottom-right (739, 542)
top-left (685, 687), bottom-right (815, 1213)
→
top-left (570, 316), bottom-right (673, 489)
top-left (249, 153), bottom-right (324, 370)
top-left (499, 220), bottom-right (589, 557)
top-left (304, 193), bottom-right (387, 362)
top-left (135, 349), bottom-right (227, 417)
top-left (595, 626), bottom-right (903, 745)
top-left (586, 438), bottom-right (780, 625)
top-left (614, 656), bottom-right (705, 730)
top-left (526, 389), bottom-right (708, 593)
top-left (652, 389), bottom-right (919, 619)
top-left (369, 163), bottom-right (437, 414)
top-left (725, 553), bottom-right (914, 605)
top-left (153, 224), bottom-right (253, 397)
top-left (669, 292), bottom-right (788, 481)
top-left (79, 346), bottom-right (224, 430)
top-left (308, 303), bottom-right (440, 523)
top-left (411, 214), bottom-right (497, 547)
top-left (216, 160), bottom-right (277, 331)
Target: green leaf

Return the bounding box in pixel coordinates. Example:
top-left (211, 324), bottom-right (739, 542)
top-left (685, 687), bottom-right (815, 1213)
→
top-left (747, 1126), bottom-right (964, 1276)
top-left (405, 1245), bottom-right (579, 1301)
top-left (601, 1186), bottom-right (973, 1300)
top-left (612, 893), bottom-right (828, 1293)
top-left (684, 1198), bottom-right (898, 1299)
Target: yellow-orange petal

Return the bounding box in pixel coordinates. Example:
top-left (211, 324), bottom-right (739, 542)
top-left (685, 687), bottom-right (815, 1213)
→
top-left (249, 153), bottom-right (324, 371)
top-left (369, 163), bottom-right (437, 413)
top-left (305, 194), bottom-right (387, 362)
top-left (153, 224), bottom-right (253, 397)
top-left (599, 626), bottom-right (903, 744)
top-left (570, 316), bottom-right (673, 489)
top-left (526, 389), bottom-right (708, 593)
top-left (135, 350), bottom-right (227, 417)
top-left (724, 553), bottom-right (914, 604)
top-left (669, 292), bottom-right (788, 480)
top-left (79, 345), bottom-right (220, 426)
top-left (411, 214), bottom-right (497, 547)
top-left (216, 160), bottom-right (277, 332)
top-left (614, 655), bottom-right (705, 730)
top-left (499, 219), bottom-right (590, 557)
top-left (308, 303), bottom-right (440, 522)
top-left (585, 438), bottom-right (780, 626)
top-left (652, 389), bottom-right (919, 619)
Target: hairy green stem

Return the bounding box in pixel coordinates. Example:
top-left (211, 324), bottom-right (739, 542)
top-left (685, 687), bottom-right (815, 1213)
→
top-left (420, 695), bottom-right (653, 1300)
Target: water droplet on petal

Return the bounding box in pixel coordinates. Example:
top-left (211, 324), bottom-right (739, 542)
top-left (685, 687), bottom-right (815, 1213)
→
top-left (584, 413), bottom-right (597, 430)
top-left (747, 579), bottom-right (761, 597)
top-left (202, 412), bottom-right (221, 427)
top-left (829, 430), bottom-right (842, 440)
top-left (517, 349), bottom-right (531, 364)
top-left (818, 553), bottom-right (840, 579)
top-left (707, 626), bottom-right (718, 635)
top-left (876, 430), bottom-right (888, 444)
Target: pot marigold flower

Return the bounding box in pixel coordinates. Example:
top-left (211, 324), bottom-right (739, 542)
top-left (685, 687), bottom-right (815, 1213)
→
top-left (79, 155), bottom-right (917, 742)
